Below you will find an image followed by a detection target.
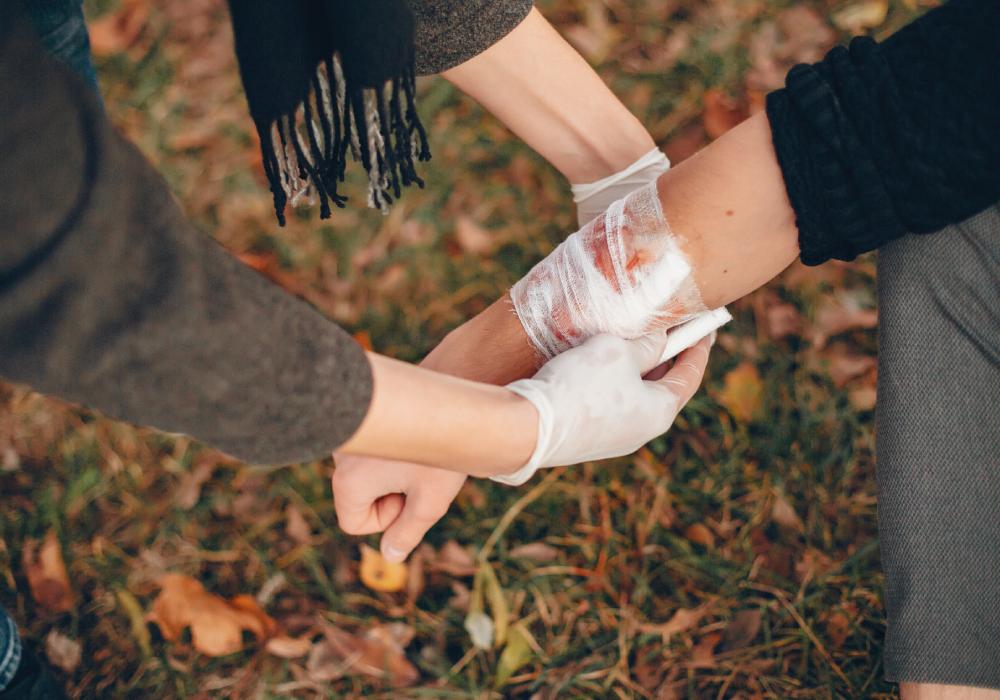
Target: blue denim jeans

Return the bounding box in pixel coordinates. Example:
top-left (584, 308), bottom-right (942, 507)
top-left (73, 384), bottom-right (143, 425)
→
top-left (0, 608), bottom-right (21, 692)
top-left (26, 0), bottom-right (100, 94)
top-left (0, 1), bottom-right (99, 689)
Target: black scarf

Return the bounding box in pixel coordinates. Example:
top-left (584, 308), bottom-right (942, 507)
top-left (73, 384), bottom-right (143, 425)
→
top-left (227, 0), bottom-right (430, 225)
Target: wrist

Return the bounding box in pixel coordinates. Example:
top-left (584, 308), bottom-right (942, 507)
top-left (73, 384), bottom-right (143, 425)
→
top-left (425, 295), bottom-right (540, 384)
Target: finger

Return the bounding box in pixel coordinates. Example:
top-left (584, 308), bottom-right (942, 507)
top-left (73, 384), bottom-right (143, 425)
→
top-left (624, 331), bottom-right (670, 373)
top-left (657, 334), bottom-right (712, 405)
top-left (380, 477), bottom-right (465, 562)
top-left (331, 456), bottom-right (408, 535)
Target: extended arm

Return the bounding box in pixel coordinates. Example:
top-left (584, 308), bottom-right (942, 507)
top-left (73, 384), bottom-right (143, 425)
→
top-left (437, 0), bottom-right (1000, 381)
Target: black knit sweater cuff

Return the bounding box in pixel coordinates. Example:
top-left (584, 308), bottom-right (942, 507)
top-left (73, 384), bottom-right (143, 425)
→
top-left (766, 0), bottom-right (1000, 266)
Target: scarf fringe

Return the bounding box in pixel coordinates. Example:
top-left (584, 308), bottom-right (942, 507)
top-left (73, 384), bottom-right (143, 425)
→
top-left (256, 55), bottom-right (431, 225)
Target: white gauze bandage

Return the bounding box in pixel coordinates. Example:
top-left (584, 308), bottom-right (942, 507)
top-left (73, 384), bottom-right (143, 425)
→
top-left (511, 181), bottom-right (708, 360)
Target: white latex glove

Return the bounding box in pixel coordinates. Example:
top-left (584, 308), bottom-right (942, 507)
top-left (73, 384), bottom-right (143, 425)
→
top-left (492, 330), bottom-right (714, 486)
top-left (572, 147), bottom-right (672, 227)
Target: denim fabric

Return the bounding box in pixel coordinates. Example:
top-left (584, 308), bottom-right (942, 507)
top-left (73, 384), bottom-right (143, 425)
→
top-left (876, 204), bottom-right (1000, 688)
top-left (25, 0), bottom-right (99, 94)
top-left (0, 607), bottom-right (22, 692)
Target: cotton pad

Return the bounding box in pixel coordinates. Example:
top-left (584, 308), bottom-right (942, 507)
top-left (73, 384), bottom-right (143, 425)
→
top-left (659, 307), bottom-right (732, 364)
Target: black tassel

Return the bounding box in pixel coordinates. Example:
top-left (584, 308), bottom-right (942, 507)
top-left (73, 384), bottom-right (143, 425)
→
top-left (257, 56), bottom-right (430, 225)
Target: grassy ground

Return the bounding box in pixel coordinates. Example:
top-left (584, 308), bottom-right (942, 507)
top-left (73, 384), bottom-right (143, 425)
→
top-left (0, 0), bottom-right (937, 697)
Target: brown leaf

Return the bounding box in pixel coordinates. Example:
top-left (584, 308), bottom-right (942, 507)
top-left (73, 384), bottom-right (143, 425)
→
top-left (88, 0), bottom-right (149, 57)
top-left (507, 542), bottom-right (560, 563)
top-left (702, 89), bottom-right (748, 140)
top-left (690, 632), bottom-right (722, 667)
top-left (44, 630), bottom-right (81, 673)
top-left (721, 609), bottom-right (762, 651)
top-left (174, 453), bottom-right (222, 510)
top-left (359, 544), bottom-right (408, 593)
top-left (795, 548), bottom-right (836, 584)
top-left (663, 123), bottom-right (708, 165)
top-left (811, 296), bottom-right (878, 348)
top-left (146, 574), bottom-right (277, 657)
top-left (849, 386), bottom-right (878, 411)
top-left (431, 540), bottom-right (477, 577)
top-left (285, 504), bottom-right (314, 546)
top-left (266, 634), bottom-right (314, 659)
top-left (833, 0), bottom-right (889, 32)
top-left (683, 523), bottom-right (715, 549)
top-left (764, 302), bottom-right (803, 340)
top-left (639, 606), bottom-right (707, 642)
top-left (22, 530), bottom-right (74, 613)
top-left (716, 362), bottom-right (764, 423)
top-left (746, 7), bottom-right (835, 93)
top-left (824, 350), bottom-right (877, 388)
top-left (454, 217), bottom-right (496, 256)
top-left (310, 623), bottom-right (419, 687)
top-left (770, 490), bottom-right (804, 533)
top-left (825, 610), bottom-right (851, 648)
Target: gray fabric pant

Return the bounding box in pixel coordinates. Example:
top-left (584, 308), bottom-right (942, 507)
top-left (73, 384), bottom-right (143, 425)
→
top-left (876, 204), bottom-right (1000, 688)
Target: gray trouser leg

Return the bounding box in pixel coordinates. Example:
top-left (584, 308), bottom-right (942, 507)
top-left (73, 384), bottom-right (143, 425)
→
top-left (876, 204), bottom-right (1000, 688)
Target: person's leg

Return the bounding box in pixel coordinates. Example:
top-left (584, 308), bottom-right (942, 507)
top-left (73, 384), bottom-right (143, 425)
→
top-left (900, 683), bottom-right (1000, 700)
top-left (24, 0), bottom-right (100, 94)
top-left (0, 608), bottom-right (22, 693)
top-left (876, 204), bottom-right (1000, 694)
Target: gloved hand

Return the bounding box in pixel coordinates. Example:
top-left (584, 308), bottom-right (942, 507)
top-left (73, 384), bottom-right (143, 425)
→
top-left (572, 147), bottom-right (672, 227)
top-left (493, 329), bottom-right (714, 486)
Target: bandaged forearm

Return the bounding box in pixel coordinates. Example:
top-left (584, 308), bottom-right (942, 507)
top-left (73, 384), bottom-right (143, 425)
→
top-left (512, 181), bottom-right (708, 359)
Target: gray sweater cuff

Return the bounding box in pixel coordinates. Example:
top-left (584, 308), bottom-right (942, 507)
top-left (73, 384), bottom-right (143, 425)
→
top-left (413, 0), bottom-right (534, 74)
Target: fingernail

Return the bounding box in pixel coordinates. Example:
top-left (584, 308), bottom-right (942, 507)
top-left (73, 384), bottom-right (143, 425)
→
top-left (708, 331), bottom-right (718, 346)
top-left (383, 545), bottom-right (405, 563)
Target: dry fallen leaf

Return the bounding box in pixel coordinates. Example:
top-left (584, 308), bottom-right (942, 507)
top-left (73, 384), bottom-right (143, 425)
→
top-left (770, 489), bottom-right (804, 532)
top-left (824, 350), bottom-right (877, 388)
top-left (764, 302), bottom-right (803, 340)
top-left (495, 622), bottom-right (536, 687)
top-left (22, 530), bottom-right (74, 613)
top-left (717, 362), bottom-right (764, 423)
top-left (811, 296), bottom-right (878, 348)
top-left (690, 632), bottom-right (723, 667)
top-left (146, 574), bottom-right (277, 657)
top-left (746, 7), bottom-right (835, 92)
top-left (359, 544), bottom-right (408, 593)
top-left (683, 523), bottom-right (716, 549)
top-left (309, 623), bottom-right (419, 687)
top-left (825, 610), bottom-right (852, 648)
top-left (833, 0), bottom-right (889, 32)
top-left (638, 606), bottom-right (708, 642)
top-left (266, 634), bottom-right (314, 659)
top-left (455, 217), bottom-right (496, 256)
top-left (431, 540), bottom-right (477, 577)
top-left (721, 609), bottom-right (762, 651)
top-left (702, 89), bottom-right (749, 140)
top-left (285, 504), bottom-right (315, 546)
top-left (507, 542), bottom-right (560, 563)
top-left (44, 630), bottom-right (81, 673)
top-left (87, 0), bottom-right (149, 57)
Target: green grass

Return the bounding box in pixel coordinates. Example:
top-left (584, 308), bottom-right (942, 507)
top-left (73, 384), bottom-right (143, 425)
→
top-left (0, 0), bottom-right (933, 697)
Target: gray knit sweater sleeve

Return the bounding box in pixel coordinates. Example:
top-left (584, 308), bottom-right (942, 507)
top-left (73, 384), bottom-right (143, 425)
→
top-left (0, 13), bottom-right (372, 465)
top-left (411, 0), bottom-right (534, 74)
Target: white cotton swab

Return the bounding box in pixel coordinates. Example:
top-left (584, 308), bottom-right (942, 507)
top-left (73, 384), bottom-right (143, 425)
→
top-left (658, 307), bottom-right (732, 364)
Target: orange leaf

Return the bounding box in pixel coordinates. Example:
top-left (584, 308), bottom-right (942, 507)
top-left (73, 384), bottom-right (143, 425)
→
top-left (87, 0), bottom-right (149, 57)
top-left (146, 574), bottom-right (277, 657)
top-left (22, 530), bottom-right (74, 614)
top-left (683, 523), bottom-right (715, 549)
top-left (717, 362), bottom-right (764, 423)
top-left (702, 89), bottom-right (748, 139)
top-left (265, 634), bottom-right (314, 659)
top-left (359, 544), bottom-right (408, 593)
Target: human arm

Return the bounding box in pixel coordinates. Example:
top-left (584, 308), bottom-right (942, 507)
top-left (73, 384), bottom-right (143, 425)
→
top-left (445, 0), bottom-right (1000, 375)
top-left (0, 10), bottom-right (696, 479)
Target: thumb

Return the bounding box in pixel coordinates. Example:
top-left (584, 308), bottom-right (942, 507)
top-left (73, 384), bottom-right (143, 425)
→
top-left (624, 331), bottom-right (670, 373)
top-left (379, 484), bottom-right (460, 563)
